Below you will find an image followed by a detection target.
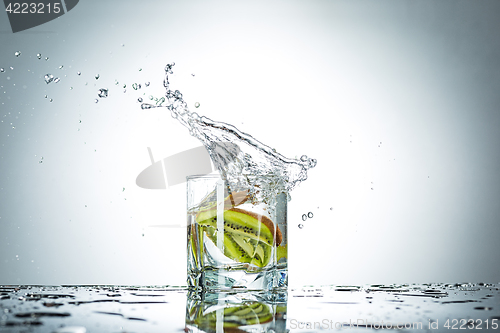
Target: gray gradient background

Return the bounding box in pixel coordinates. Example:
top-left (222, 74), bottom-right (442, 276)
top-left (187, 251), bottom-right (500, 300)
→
top-left (1, 0), bottom-right (499, 286)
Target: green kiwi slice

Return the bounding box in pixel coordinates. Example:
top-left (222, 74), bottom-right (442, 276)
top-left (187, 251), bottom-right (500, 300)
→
top-left (197, 208), bottom-right (282, 267)
top-left (194, 302), bottom-right (273, 328)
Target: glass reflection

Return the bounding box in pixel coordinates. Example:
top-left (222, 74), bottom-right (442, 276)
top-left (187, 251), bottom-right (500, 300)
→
top-left (186, 292), bottom-right (287, 333)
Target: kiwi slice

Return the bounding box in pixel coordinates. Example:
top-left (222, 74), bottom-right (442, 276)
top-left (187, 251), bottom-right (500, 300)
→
top-left (197, 208), bottom-right (282, 267)
top-left (194, 302), bottom-right (273, 328)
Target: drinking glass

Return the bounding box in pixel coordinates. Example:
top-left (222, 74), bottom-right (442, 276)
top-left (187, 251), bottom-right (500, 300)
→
top-left (187, 174), bottom-right (287, 292)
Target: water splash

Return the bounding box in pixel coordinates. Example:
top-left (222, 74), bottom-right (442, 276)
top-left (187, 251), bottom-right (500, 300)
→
top-left (156, 63), bottom-right (316, 205)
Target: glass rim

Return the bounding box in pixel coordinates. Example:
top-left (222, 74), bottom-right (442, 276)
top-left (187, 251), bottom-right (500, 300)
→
top-left (186, 173), bottom-right (222, 181)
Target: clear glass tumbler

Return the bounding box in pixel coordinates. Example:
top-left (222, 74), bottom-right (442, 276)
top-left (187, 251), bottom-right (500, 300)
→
top-left (187, 174), bottom-right (287, 292)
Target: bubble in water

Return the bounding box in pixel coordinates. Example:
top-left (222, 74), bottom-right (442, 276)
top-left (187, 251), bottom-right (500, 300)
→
top-left (14, 51), bottom-right (21, 57)
top-left (195, 102), bottom-right (200, 108)
top-left (307, 212), bottom-right (313, 218)
top-left (138, 97), bottom-right (143, 102)
top-left (44, 95), bottom-right (47, 98)
top-left (98, 88), bottom-right (108, 98)
top-left (49, 99), bottom-right (53, 102)
top-left (45, 57), bottom-right (49, 61)
top-left (95, 74), bottom-right (100, 80)
top-left (37, 53), bottom-right (42, 59)
top-left (302, 214), bottom-right (307, 221)
top-left (77, 71), bottom-right (81, 75)
top-left (300, 155), bottom-right (308, 162)
top-left (0, 68), bottom-right (4, 73)
top-left (44, 74), bottom-right (54, 84)
top-left (298, 224), bottom-right (304, 229)
top-left (94, 99), bottom-right (98, 103)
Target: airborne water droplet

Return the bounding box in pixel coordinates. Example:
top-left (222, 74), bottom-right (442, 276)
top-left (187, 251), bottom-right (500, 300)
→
top-left (141, 103), bottom-right (155, 109)
top-left (44, 74), bottom-right (54, 84)
top-left (94, 99), bottom-right (98, 103)
top-left (14, 51), bottom-right (21, 57)
top-left (138, 97), bottom-right (143, 102)
top-left (37, 53), bottom-right (42, 59)
top-left (195, 102), bottom-right (200, 108)
top-left (45, 57), bottom-right (49, 61)
top-left (98, 88), bottom-right (108, 98)
top-left (58, 65), bottom-right (63, 69)
top-left (298, 224), bottom-right (304, 229)
top-left (54, 77), bottom-right (60, 83)
top-left (145, 82), bottom-right (150, 87)
top-left (77, 71), bottom-right (81, 75)
top-left (0, 68), bottom-right (4, 73)
top-left (302, 214), bottom-right (307, 221)
top-left (95, 74), bottom-right (100, 80)
top-left (307, 212), bottom-right (313, 218)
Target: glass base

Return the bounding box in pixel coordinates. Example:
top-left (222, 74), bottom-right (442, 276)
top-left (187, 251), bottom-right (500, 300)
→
top-left (188, 266), bottom-right (287, 293)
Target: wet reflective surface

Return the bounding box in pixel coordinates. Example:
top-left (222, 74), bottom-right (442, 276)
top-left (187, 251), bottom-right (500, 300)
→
top-left (0, 283), bottom-right (499, 332)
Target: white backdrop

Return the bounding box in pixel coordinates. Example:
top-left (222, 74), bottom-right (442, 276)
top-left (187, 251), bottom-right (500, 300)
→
top-left (1, 0), bottom-right (499, 286)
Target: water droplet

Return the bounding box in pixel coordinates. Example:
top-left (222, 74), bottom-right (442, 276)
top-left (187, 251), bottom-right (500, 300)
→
top-left (123, 84), bottom-right (126, 88)
top-left (95, 74), bottom-right (100, 80)
top-left (141, 103), bottom-right (155, 109)
top-left (300, 155), bottom-right (308, 162)
top-left (54, 77), bottom-right (60, 83)
top-left (98, 88), bottom-right (108, 98)
top-left (58, 65), bottom-right (63, 69)
top-left (44, 74), bottom-right (54, 84)
top-left (330, 207), bottom-right (333, 210)
top-left (195, 102), bottom-right (200, 108)
top-left (0, 68), bottom-right (4, 73)
top-left (37, 53), bottom-right (42, 59)
top-left (77, 71), bottom-right (81, 75)
top-left (145, 82), bottom-right (150, 87)
top-left (44, 95), bottom-right (47, 98)
top-left (94, 99), bottom-right (98, 103)
top-left (70, 87), bottom-right (73, 90)
top-left (45, 57), bottom-right (49, 61)
top-left (138, 68), bottom-right (142, 71)
top-left (191, 73), bottom-right (195, 77)
top-left (307, 212), bottom-right (313, 218)
top-left (9, 67), bottom-right (13, 70)
top-left (14, 51), bottom-right (21, 57)
top-left (138, 97), bottom-right (143, 102)
top-left (302, 214), bottom-right (307, 221)
top-left (298, 224), bottom-right (304, 229)
top-left (49, 99), bottom-right (53, 102)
